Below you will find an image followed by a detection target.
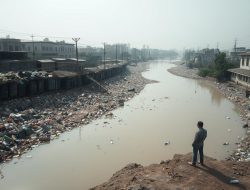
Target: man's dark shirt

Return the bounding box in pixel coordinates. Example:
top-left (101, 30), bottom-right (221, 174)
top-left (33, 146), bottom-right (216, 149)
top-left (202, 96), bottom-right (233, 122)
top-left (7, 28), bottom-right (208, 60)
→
top-left (193, 128), bottom-right (207, 147)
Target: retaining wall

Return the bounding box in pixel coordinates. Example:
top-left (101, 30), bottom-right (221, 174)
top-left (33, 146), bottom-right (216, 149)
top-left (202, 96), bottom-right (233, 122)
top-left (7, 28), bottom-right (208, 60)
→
top-left (0, 64), bottom-right (127, 101)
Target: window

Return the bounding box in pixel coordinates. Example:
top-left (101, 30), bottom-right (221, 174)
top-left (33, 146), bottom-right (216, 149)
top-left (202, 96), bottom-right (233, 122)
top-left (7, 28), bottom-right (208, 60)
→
top-left (247, 58), bottom-right (249, 66)
top-left (241, 58), bottom-right (244, 66)
top-left (42, 46), bottom-right (45, 51)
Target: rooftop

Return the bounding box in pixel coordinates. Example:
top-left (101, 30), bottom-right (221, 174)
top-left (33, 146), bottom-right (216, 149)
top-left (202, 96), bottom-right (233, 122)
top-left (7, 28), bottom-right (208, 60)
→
top-left (228, 68), bottom-right (250, 77)
top-left (240, 52), bottom-right (250, 56)
top-left (22, 41), bottom-right (74, 45)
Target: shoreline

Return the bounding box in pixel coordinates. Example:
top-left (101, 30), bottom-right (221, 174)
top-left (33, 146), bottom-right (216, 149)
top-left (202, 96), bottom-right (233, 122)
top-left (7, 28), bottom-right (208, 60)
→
top-left (0, 62), bottom-right (153, 164)
top-left (168, 64), bottom-right (250, 162)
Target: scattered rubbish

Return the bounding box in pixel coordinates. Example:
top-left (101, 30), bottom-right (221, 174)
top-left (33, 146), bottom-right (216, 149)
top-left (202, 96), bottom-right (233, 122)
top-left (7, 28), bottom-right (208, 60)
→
top-left (26, 155), bottom-right (32, 158)
top-left (118, 99), bottom-right (125, 106)
top-left (164, 141), bottom-right (170, 146)
top-left (110, 140), bottom-right (114, 144)
top-left (0, 169), bottom-right (4, 179)
top-left (105, 112), bottom-right (114, 119)
top-left (229, 179), bottom-right (240, 184)
top-left (242, 124), bottom-right (248, 128)
top-left (227, 129), bottom-right (232, 132)
top-left (226, 116), bottom-right (231, 119)
top-left (128, 87), bottom-right (135, 92)
top-left (223, 142), bottom-right (229, 145)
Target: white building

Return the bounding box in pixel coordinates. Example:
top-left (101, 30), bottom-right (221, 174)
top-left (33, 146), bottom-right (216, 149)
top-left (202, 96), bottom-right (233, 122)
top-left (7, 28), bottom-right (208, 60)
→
top-left (0, 38), bottom-right (22, 51)
top-left (228, 52), bottom-right (250, 87)
top-left (21, 39), bottom-right (75, 59)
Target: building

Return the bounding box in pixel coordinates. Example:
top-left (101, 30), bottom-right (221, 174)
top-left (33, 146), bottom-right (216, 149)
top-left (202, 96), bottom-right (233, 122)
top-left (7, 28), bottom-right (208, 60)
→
top-left (228, 52), bottom-right (250, 87)
top-left (0, 51), bottom-right (28, 60)
top-left (194, 48), bottom-right (220, 65)
top-left (230, 47), bottom-right (247, 63)
top-left (21, 39), bottom-right (75, 59)
top-left (0, 38), bottom-right (23, 51)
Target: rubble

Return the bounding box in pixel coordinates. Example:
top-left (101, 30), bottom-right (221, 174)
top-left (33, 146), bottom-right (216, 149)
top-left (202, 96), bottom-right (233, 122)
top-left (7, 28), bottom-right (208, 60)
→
top-left (0, 63), bottom-right (152, 163)
top-left (91, 153), bottom-right (250, 190)
top-left (0, 71), bottom-right (49, 84)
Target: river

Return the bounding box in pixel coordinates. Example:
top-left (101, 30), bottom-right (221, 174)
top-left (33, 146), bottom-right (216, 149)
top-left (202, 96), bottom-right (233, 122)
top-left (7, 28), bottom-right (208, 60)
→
top-left (0, 61), bottom-right (245, 190)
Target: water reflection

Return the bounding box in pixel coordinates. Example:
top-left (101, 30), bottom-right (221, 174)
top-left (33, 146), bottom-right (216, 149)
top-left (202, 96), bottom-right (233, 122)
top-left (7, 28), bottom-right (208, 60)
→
top-left (0, 165), bottom-right (4, 179)
top-left (196, 80), bottom-right (224, 106)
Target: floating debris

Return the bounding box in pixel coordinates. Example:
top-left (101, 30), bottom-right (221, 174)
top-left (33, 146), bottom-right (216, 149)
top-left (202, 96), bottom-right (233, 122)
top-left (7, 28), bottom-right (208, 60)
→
top-left (164, 141), bottom-right (170, 146)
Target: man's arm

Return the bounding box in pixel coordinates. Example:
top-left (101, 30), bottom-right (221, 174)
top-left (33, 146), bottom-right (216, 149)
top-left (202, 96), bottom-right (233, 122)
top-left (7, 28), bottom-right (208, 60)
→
top-left (192, 132), bottom-right (199, 146)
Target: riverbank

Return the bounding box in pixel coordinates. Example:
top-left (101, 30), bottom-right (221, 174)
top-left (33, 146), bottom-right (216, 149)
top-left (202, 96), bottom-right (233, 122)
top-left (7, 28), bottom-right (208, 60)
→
top-left (0, 62), bottom-right (153, 163)
top-left (168, 64), bottom-right (250, 162)
top-left (91, 153), bottom-right (250, 190)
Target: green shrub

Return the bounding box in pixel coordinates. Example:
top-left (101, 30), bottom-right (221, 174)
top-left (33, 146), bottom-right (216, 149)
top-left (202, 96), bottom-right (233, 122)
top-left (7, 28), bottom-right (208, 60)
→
top-left (198, 68), bottom-right (210, 77)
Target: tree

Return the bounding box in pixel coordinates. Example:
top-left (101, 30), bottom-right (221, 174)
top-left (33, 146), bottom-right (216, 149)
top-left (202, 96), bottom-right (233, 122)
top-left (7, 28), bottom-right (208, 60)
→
top-left (214, 52), bottom-right (228, 81)
top-left (198, 52), bottom-right (237, 81)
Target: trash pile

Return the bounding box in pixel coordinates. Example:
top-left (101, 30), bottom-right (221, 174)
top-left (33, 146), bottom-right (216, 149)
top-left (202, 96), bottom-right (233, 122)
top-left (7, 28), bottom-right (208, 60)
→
top-left (0, 64), bottom-right (152, 163)
top-left (0, 71), bottom-right (50, 83)
top-left (217, 82), bottom-right (249, 121)
top-left (230, 132), bottom-right (250, 162)
top-left (215, 82), bottom-right (250, 162)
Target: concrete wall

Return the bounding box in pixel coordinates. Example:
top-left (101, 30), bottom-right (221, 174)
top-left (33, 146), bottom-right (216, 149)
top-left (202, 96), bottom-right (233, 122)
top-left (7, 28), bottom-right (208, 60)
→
top-left (0, 64), bottom-right (127, 101)
top-left (231, 73), bottom-right (250, 87)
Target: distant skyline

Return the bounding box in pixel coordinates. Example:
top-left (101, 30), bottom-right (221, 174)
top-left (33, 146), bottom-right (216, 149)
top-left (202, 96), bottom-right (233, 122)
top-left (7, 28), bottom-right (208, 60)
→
top-left (1, 0), bottom-right (250, 50)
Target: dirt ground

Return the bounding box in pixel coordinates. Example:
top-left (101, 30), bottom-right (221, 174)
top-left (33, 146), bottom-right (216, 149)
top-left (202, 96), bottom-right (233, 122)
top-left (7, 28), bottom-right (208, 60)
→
top-left (91, 153), bottom-right (250, 190)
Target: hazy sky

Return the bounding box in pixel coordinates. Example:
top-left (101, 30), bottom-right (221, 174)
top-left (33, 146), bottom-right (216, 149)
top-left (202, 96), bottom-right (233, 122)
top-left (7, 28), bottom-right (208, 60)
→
top-left (1, 0), bottom-right (250, 50)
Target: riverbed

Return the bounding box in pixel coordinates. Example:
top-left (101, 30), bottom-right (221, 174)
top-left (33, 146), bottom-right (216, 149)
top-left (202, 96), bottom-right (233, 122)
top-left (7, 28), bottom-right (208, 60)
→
top-left (0, 60), bottom-right (246, 190)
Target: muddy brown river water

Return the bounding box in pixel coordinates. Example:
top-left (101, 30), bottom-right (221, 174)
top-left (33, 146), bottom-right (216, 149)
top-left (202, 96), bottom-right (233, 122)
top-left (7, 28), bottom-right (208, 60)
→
top-left (0, 61), bottom-right (246, 190)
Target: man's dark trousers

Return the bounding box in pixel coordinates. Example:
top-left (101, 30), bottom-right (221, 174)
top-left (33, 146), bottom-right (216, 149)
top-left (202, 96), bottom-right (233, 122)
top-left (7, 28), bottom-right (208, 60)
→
top-left (192, 145), bottom-right (204, 165)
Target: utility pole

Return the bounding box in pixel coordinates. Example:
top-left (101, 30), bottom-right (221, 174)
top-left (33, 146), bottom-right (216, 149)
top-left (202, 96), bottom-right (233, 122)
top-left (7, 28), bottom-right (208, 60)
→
top-left (234, 38), bottom-right (237, 52)
top-left (103, 42), bottom-right (106, 69)
top-left (115, 44), bottom-right (118, 63)
top-left (31, 34), bottom-right (35, 61)
top-left (72, 38), bottom-right (80, 64)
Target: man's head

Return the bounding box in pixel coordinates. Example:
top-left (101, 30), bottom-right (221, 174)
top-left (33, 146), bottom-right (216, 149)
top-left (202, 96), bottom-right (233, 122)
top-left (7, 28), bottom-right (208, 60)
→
top-left (197, 121), bottom-right (203, 128)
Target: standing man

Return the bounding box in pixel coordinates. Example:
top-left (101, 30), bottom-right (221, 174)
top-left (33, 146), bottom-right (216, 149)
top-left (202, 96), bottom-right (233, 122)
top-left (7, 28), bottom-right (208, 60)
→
top-left (189, 121), bottom-right (207, 166)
